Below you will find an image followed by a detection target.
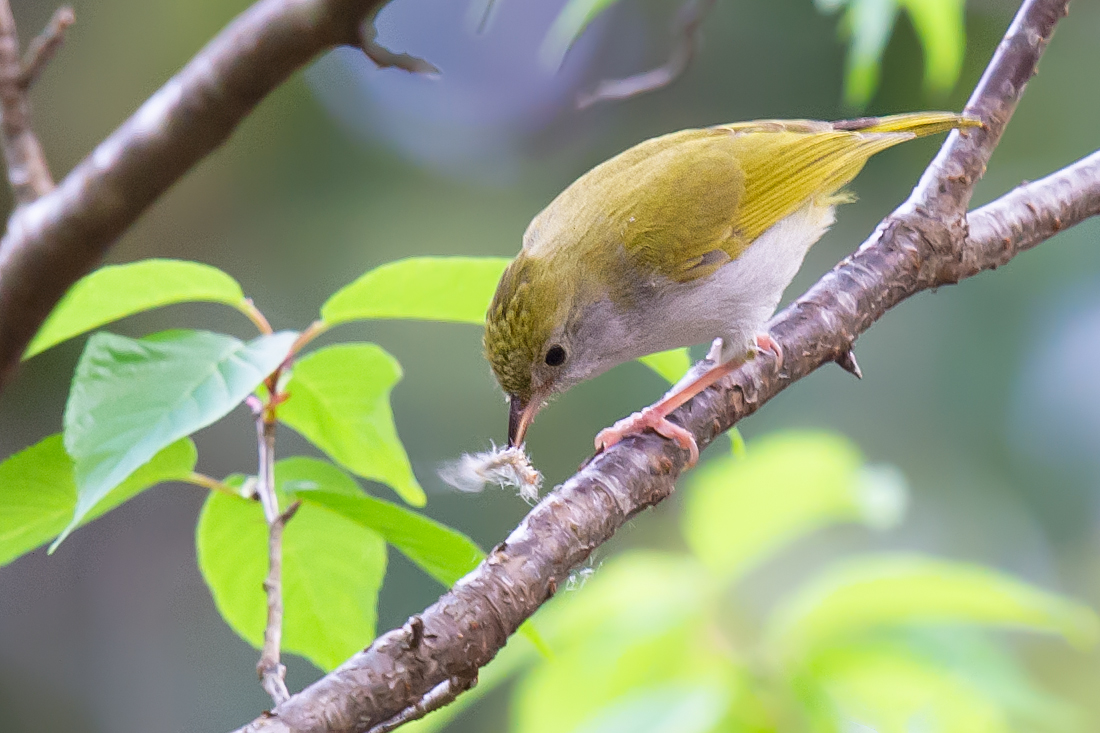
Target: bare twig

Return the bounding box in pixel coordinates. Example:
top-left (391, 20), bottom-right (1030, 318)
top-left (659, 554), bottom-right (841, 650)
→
top-left (577, 0), bottom-right (717, 109)
top-left (230, 1), bottom-right (1090, 731)
top-left (252, 385), bottom-right (301, 706)
top-left (0, 0), bottom-right (58, 204)
top-left (0, 0), bottom-right (431, 391)
top-left (18, 6), bottom-right (74, 89)
top-left (359, 7), bottom-right (439, 76)
top-left (259, 499), bottom-right (300, 706)
top-left (365, 675), bottom-right (477, 733)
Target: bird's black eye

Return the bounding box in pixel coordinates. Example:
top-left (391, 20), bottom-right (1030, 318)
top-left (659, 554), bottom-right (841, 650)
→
top-left (545, 344), bottom-right (566, 367)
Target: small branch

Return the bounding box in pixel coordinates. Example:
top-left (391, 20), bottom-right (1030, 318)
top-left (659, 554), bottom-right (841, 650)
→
top-left (18, 6), bottom-right (73, 89)
top-left (259, 499), bottom-right (300, 706)
top-left (365, 675), bottom-right (477, 733)
top-left (963, 149), bottom-right (1100, 271)
top-left (255, 415), bottom-right (279, 524)
top-left (253, 404), bottom-right (299, 707)
top-left (577, 0), bottom-right (716, 109)
top-left (0, 0), bottom-right (57, 204)
top-left (359, 7), bottom-right (439, 76)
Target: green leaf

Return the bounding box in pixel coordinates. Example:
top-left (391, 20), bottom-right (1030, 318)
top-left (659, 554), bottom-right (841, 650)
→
top-left (638, 348), bottom-right (692, 385)
top-left (279, 344), bottom-right (424, 506)
top-left (808, 644), bottom-right (1012, 733)
top-left (767, 554), bottom-right (1100, 663)
top-left (196, 490), bottom-right (386, 672)
top-left (570, 684), bottom-right (730, 733)
top-left (278, 457), bottom-right (482, 585)
top-left (900, 0), bottom-right (965, 95)
top-left (58, 329), bottom-right (296, 547)
top-left (24, 259), bottom-right (247, 359)
top-left (825, 0), bottom-right (964, 108)
top-left (682, 431), bottom-right (906, 582)
top-left (513, 553), bottom-right (733, 733)
top-left (0, 436), bottom-right (195, 565)
top-left (540, 0), bottom-right (622, 71)
top-left (841, 0), bottom-right (900, 108)
top-left (321, 257), bottom-right (510, 327)
top-left (867, 629), bottom-right (1080, 731)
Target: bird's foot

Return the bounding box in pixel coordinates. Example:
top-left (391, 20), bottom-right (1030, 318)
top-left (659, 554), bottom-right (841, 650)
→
top-left (754, 333), bottom-right (783, 371)
top-left (595, 407), bottom-right (699, 467)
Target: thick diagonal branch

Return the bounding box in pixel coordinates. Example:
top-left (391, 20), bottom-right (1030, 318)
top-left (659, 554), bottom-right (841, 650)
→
top-left (0, 0), bottom-right (427, 390)
top-left (231, 1), bottom-right (1089, 732)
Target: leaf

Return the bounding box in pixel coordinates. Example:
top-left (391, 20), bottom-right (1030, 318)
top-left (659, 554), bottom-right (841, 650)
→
top-left (321, 257), bottom-right (510, 327)
top-left (196, 490), bottom-right (386, 672)
top-left (808, 644), bottom-right (1012, 733)
top-left (279, 344), bottom-right (424, 506)
top-left (682, 431), bottom-right (907, 582)
top-left (867, 628), bottom-right (1080, 731)
top-left (900, 0), bottom-right (965, 95)
top-left (278, 457), bottom-right (482, 585)
top-left (767, 554), bottom-right (1100, 663)
top-left (825, 0), bottom-right (964, 108)
top-left (540, 0), bottom-right (622, 71)
top-left (841, 0), bottom-right (900, 108)
top-left (24, 259), bottom-right (247, 359)
top-left (58, 329), bottom-right (296, 547)
top-left (513, 553), bottom-right (734, 733)
top-left (571, 683), bottom-right (730, 733)
top-left (638, 348), bottom-right (692, 385)
top-left (0, 436), bottom-right (196, 566)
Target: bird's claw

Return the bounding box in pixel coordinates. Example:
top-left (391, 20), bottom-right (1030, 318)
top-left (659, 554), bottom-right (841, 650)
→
top-left (754, 333), bottom-right (783, 371)
top-left (595, 407), bottom-right (699, 467)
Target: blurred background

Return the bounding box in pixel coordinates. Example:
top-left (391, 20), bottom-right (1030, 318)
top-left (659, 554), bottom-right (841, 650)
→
top-left (0, 0), bottom-right (1098, 730)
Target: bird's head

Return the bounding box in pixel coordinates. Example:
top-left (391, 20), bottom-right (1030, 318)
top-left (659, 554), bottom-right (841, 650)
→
top-left (484, 254), bottom-right (603, 447)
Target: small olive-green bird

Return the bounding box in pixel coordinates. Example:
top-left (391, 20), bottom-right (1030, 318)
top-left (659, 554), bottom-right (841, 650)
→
top-left (485, 112), bottom-right (980, 464)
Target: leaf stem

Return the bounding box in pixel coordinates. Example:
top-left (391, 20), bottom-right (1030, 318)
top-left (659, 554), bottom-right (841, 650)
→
top-left (238, 297), bottom-right (274, 335)
top-left (288, 319), bottom-right (328, 357)
top-left (184, 471), bottom-right (241, 497)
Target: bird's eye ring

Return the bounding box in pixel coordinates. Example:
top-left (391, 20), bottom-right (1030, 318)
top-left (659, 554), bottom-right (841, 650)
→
top-left (545, 344), bottom-right (566, 367)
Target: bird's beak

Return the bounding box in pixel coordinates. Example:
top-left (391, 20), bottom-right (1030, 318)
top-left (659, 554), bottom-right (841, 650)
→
top-left (507, 394), bottom-right (540, 447)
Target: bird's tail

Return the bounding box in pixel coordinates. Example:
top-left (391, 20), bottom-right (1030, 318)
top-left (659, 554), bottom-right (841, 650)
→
top-left (833, 111), bottom-right (983, 137)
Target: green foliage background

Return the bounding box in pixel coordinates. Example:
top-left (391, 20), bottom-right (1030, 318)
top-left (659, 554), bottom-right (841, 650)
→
top-left (0, 0), bottom-right (1098, 731)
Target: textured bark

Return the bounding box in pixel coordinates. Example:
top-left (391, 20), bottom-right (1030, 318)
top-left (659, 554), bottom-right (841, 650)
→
top-left (234, 1), bottom-right (1097, 732)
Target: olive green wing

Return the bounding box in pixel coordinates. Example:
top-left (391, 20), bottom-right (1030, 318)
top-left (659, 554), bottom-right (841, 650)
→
top-left (616, 124), bottom-right (913, 284)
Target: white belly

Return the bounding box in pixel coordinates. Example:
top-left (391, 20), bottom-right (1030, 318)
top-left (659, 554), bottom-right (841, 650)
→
top-left (641, 199), bottom-right (836, 362)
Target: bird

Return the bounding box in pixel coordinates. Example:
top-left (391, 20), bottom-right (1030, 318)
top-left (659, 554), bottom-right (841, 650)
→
top-left (483, 112), bottom-right (980, 466)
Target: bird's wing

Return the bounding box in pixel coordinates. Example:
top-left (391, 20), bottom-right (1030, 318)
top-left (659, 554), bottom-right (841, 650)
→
top-left (617, 123), bottom-right (913, 283)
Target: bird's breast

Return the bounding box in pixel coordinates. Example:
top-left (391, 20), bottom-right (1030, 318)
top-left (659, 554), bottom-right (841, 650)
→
top-left (622, 199), bottom-right (837, 360)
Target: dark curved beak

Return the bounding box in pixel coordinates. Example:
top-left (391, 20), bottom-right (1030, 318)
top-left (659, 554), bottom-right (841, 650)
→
top-left (507, 394), bottom-right (539, 447)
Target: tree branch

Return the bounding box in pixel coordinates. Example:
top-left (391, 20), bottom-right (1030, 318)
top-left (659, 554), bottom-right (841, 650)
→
top-left (0, 1), bottom-right (60, 205)
top-left (229, 1), bottom-right (1093, 731)
top-left (18, 6), bottom-right (74, 89)
top-left (577, 0), bottom-right (716, 109)
top-left (0, 0), bottom-right (427, 391)
top-left (364, 675), bottom-right (477, 733)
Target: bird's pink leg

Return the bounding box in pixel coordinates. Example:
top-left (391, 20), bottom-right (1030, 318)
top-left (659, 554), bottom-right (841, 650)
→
top-left (595, 334), bottom-right (782, 467)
